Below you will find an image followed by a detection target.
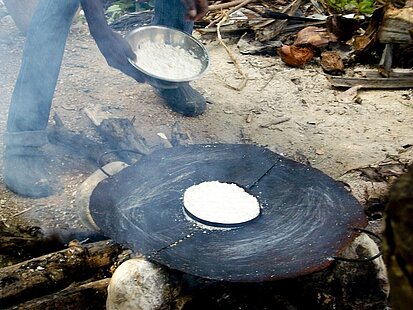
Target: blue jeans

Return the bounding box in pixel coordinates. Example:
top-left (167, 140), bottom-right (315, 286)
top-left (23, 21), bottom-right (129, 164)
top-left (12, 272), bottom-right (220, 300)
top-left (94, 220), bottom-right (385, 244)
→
top-left (7, 0), bottom-right (193, 133)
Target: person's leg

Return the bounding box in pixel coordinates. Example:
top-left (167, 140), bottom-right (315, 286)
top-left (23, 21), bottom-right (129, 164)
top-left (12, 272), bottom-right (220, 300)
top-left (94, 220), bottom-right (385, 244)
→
top-left (152, 0), bottom-right (193, 34)
top-left (7, 0), bottom-right (79, 132)
top-left (4, 0), bottom-right (80, 197)
top-left (151, 0), bottom-right (206, 117)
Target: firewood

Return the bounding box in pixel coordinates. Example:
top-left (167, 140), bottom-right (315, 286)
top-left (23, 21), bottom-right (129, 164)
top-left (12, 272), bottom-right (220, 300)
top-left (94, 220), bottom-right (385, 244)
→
top-left (98, 118), bottom-right (150, 154)
top-left (0, 240), bottom-right (122, 308)
top-left (378, 5), bottom-right (413, 44)
top-left (83, 108), bottom-right (151, 163)
top-left (8, 278), bottom-right (110, 310)
top-left (0, 222), bottom-right (65, 263)
top-left (378, 44), bottom-right (394, 77)
top-left (255, 0), bottom-right (302, 42)
top-left (327, 69), bottom-right (413, 89)
top-left (48, 114), bottom-right (118, 165)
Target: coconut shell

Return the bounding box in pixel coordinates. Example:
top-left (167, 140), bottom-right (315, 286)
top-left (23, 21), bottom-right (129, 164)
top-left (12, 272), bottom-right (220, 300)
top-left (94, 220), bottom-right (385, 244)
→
top-left (278, 45), bottom-right (315, 68)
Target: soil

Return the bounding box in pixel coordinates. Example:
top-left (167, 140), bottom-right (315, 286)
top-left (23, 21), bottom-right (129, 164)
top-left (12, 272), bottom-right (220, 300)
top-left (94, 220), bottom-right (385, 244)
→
top-left (0, 6), bottom-right (412, 237)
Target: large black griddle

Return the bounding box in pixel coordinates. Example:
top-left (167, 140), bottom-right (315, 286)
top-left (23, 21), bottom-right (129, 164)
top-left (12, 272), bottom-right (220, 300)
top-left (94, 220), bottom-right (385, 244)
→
top-left (89, 144), bottom-right (367, 282)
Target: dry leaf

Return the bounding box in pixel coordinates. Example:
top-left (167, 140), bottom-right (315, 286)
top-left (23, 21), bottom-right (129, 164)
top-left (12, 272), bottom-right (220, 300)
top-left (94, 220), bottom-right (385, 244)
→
top-left (337, 85), bottom-right (362, 104)
top-left (294, 26), bottom-right (331, 48)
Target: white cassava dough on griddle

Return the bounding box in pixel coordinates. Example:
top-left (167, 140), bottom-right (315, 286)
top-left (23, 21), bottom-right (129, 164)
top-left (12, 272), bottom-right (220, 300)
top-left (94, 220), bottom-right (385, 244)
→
top-left (183, 181), bottom-right (260, 225)
top-left (134, 41), bottom-right (202, 80)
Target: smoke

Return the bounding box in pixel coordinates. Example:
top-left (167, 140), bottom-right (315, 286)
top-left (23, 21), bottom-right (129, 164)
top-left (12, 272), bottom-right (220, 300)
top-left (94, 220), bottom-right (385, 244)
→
top-left (0, 1), bottom-right (26, 160)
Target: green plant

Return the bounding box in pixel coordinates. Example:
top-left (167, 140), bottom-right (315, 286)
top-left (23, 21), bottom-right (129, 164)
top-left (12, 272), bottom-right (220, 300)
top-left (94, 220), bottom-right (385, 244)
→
top-left (106, 0), bottom-right (154, 23)
top-left (325, 0), bottom-right (376, 15)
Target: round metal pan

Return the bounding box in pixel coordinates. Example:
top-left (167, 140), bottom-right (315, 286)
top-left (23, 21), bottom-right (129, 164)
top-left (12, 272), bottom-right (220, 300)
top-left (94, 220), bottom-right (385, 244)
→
top-left (89, 144), bottom-right (367, 282)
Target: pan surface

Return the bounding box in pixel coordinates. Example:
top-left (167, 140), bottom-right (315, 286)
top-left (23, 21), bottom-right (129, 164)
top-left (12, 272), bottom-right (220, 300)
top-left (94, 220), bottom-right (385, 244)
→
top-left (89, 144), bottom-right (367, 282)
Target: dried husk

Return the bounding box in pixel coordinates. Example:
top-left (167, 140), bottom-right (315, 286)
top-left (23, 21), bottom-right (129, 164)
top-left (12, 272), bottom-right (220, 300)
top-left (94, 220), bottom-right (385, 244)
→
top-left (277, 45), bottom-right (315, 68)
top-left (293, 26), bottom-right (331, 48)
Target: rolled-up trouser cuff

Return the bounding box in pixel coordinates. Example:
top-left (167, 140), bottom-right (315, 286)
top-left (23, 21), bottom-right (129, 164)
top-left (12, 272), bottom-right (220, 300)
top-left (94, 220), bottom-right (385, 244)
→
top-left (4, 130), bottom-right (49, 147)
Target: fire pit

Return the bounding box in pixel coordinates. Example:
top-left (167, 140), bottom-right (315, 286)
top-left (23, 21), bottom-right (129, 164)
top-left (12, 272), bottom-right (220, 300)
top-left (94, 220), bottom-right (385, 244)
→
top-left (88, 144), bottom-right (367, 282)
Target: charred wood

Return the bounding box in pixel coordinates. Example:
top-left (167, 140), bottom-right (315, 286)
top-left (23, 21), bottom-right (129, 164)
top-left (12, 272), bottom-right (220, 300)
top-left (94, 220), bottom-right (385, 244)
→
top-left (96, 118), bottom-right (151, 164)
top-left (0, 240), bottom-right (122, 308)
top-left (254, 0), bottom-right (302, 42)
top-left (7, 278), bottom-right (110, 310)
top-left (47, 114), bottom-right (118, 165)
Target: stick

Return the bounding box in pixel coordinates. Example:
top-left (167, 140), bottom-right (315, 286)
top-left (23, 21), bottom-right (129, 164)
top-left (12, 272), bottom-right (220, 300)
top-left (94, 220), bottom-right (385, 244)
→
top-left (378, 43), bottom-right (393, 78)
top-left (216, 13), bottom-right (248, 91)
top-left (208, 0), bottom-right (254, 11)
top-left (207, 0), bottom-right (255, 28)
top-left (327, 76), bottom-right (413, 89)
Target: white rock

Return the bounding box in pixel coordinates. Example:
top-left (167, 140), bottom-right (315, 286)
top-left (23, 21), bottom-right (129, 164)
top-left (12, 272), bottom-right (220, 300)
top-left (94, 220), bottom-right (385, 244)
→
top-left (107, 257), bottom-right (180, 310)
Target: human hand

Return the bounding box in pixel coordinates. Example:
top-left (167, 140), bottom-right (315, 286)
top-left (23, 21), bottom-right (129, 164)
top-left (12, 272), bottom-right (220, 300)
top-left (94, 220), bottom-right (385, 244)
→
top-left (94, 29), bottom-right (146, 83)
top-left (181, 0), bottom-right (209, 21)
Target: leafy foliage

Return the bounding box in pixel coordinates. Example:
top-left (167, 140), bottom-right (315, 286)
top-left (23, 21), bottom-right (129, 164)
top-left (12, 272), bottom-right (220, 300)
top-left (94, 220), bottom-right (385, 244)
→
top-left (325, 0), bottom-right (376, 15)
top-left (106, 0), bottom-right (154, 23)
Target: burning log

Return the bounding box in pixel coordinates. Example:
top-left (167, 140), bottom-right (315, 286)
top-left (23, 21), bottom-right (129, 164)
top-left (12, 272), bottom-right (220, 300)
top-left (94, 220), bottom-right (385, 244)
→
top-left (0, 222), bottom-right (65, 263)
top-left (97, 118), bottom-right (151, 159)
top-left (48, 114), bottom-right (118, 165)
top-left (84, 108), bottom-right (151, 164)
top-left (0, 240), bottom-right (122, 308)
top-left (8, 278), bottom-right (110, 310)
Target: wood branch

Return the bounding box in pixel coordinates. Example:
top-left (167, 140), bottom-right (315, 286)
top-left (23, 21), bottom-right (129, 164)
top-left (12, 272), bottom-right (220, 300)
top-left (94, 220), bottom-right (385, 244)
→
top-left (48, 114), bottom-right (117, 165)
top-left (97, 118), bottom-right (151, 163)
top-left (378, 44), bottom-right (394, 77)
top-left (9, 278), bottom-right (110, 310)
top-left (0, 240), bottom-right (122, 308)
top-left (255, 0), bottom-right (302, 42)
top-left (217, 13), bottom-right (248, 91)
top-left (327, 75), bottom-right (413, 89)
top-left (0, 223), bottom-right (65, 262)
top-left (208, 0), bottom-right (253, 11)
top-left (84, 108), bottom-right (151, 164)
top-left (355, 69), bottom-right (413, 79)
top-left (170, 122), bottom-right (192, 147)
top-left (207, 0), bottom-right (255, 29)
top-left (378, 6), bottom-right (413, 44)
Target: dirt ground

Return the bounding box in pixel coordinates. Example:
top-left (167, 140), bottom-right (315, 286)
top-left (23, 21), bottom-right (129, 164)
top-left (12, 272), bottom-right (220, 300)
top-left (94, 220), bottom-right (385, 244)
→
top-left (0, 6), bottom-right (412, 236)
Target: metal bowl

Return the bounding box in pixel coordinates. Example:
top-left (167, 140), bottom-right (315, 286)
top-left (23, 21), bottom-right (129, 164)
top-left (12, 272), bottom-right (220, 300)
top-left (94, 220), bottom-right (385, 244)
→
top-left (125, 25), bottom-right (210, 89)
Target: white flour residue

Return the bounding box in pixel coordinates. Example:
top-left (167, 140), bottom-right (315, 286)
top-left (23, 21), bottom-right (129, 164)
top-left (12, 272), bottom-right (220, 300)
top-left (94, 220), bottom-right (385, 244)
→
top-left (134, 41), bottom-right (203, 80)
top-left (183, 181), bottom-right (260, 225)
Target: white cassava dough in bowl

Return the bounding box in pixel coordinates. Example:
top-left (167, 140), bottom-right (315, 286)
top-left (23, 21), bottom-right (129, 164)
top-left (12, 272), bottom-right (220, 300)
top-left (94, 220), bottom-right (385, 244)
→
top-left (134, 41), bottom-right (203, 80)
top-left (183, 181), bottom-right (260, 225)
